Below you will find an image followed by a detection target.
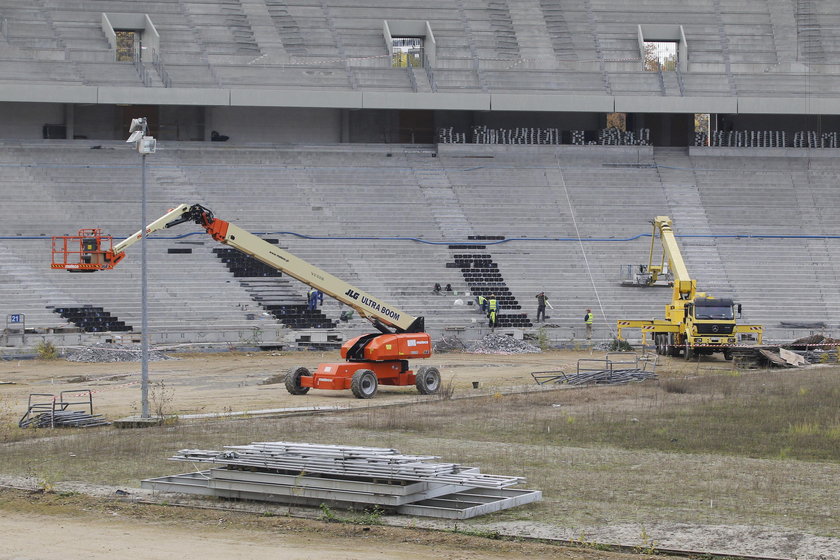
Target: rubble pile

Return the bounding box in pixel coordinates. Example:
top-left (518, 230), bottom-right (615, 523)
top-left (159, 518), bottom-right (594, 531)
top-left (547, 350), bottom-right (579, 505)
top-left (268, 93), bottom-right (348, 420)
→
top-left (788, 334), bottom-right (840, 349)
top-left (434, 335), bottom-right (467, 353)
top-left (65, 343), bottom-right (174, 363)
top-left (467, 333), bottom-right (541, 355)
top-left (786, 335), bottom-right (840, 363)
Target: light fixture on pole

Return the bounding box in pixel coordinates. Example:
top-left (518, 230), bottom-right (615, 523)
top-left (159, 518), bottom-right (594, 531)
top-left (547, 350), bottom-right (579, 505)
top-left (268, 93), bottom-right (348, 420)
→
top-left (126, 117), bottom-right (155, 419)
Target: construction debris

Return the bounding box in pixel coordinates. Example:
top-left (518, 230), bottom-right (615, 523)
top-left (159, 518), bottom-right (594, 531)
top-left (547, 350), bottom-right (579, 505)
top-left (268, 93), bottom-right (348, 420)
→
top-left (788, 334), bottom-right (840, 350)
top-left (467, 333), bottom-right (541, 355)
top-left (65, 343), bottom-right (173, 363)
top-left (19, 410), bottom-right (110, 428)
top-left (18, 390), bottom-right (110, 428)
top-left (434, 335), bottom-right (467, 353)
top-left (142, 441), bottom-right (541, 519)
top-left (532, 368), bottom-right (657, 386)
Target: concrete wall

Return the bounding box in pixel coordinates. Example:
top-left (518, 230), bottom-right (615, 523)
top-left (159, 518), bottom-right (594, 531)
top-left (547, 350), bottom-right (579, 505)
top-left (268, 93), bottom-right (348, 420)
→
top-left (207, 107), bottom-right (341, 143)
top-left (348, 110), bottom-right (399, 142)
top-left (74, 105), bottom-right (122, 140)
top-left (0, 103), bottom-right (65, 139)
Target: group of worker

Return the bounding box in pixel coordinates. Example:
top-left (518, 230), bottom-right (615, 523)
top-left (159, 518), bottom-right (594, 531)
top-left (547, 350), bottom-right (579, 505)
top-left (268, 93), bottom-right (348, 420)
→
top-left (475, 294), bottom-right (499, 328)
top-left (307, 288), bottom-right (323, 311)
top-left (534, 291), bottom-right (594, 339)
top-left (474, 292), bottom-right (593, 336)
top-left (307, 285), bottom-right (593, 338)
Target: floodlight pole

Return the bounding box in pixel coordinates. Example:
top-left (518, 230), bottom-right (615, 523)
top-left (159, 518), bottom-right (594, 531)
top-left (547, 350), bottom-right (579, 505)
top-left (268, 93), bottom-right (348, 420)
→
top-left (127, 116), bottom-right (152, 419)
top-left (140, 149), bottom-right (149, 418)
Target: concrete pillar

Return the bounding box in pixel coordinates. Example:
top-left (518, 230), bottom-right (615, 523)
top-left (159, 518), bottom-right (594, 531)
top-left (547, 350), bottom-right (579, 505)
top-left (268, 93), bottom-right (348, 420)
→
top-left (204, 106), bottom-right (212, 141)
top-left (64, 103), bottom-right (75, 139)
top-left (340, 109), bottom-right (350, 142)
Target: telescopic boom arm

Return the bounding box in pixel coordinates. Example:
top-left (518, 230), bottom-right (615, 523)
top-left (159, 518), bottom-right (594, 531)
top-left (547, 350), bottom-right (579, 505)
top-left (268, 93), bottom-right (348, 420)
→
top-left (647, 216), bottom-right (696, 301)
top-left (56, 203), bottom-right (424, 335)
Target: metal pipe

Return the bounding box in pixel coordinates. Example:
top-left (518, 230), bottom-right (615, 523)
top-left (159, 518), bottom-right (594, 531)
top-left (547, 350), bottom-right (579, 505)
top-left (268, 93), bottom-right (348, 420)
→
top-left (141, 152), bottom-right (149, 418)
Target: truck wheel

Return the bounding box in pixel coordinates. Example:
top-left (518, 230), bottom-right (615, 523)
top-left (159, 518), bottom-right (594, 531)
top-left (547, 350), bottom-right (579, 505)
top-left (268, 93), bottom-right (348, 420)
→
top-left (655, 334), bottom-right (665, 355)
top-left (285, 366), bottom-right (311, 395)
top-left (351, 369), bottom-right (378, 399)
top-left (684, 341), bottom-right (694, 361)
top-left (723, 349), bottom-right (733, 361)
top-left (415, 366), bottom-right (441, 395)
top-left (667, 333), bottom-right (680, 357)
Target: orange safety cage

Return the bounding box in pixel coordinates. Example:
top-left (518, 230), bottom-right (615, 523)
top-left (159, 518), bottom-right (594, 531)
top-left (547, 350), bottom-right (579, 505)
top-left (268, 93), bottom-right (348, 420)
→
top-left (51, 229), bottom-right (117, 271)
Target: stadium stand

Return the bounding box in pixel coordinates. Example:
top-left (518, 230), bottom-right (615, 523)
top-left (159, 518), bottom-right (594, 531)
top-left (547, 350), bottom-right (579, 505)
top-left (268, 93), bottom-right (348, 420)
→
top-left (3, 1), bottom-right (840, 350)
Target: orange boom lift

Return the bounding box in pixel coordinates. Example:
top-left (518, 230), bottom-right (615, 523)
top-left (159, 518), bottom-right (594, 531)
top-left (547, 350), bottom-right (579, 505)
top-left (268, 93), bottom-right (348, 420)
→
top-left (52, 203), bottom-right (440, 399)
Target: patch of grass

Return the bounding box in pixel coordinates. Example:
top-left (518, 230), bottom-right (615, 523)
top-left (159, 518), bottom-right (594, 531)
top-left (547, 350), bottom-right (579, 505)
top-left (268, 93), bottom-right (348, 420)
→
top-left (1, 364), bottom-right (839, 538)
top-left (608, 338), bottom-right (634, 352)
top-left (35, 341), bottom-right (58, 360)
top-left (343, 367), bottom-right (840, 462)
top-left (319, 503), bottom-right (384, 525)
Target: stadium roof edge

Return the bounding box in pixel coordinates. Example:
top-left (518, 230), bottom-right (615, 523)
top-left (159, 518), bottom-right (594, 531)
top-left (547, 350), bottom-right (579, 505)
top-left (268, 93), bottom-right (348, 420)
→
top-left (3, 85), bottom-right (840, 115)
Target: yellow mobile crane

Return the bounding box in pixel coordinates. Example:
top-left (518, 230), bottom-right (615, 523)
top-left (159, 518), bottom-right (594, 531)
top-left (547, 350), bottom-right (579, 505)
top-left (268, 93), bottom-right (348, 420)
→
top-left (616, 216), bottom-right (762, 360)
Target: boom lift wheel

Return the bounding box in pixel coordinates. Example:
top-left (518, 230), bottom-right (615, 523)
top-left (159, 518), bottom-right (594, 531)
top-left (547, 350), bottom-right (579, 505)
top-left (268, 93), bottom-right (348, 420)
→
top-left (415, 366), bottom-right (441, 395)
top-left (285, 366), bottom-right (311, 395)
top-left (351, 369), bottom-right (378, 399)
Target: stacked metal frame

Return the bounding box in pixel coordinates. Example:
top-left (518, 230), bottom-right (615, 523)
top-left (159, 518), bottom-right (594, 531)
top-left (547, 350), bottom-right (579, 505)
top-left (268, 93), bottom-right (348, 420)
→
top-left (141, 441), bottom-right (541, 519)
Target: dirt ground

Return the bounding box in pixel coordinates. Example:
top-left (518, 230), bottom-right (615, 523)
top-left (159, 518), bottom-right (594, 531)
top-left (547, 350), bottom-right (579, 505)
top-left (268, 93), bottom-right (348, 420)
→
top-left (2, 349), bottom-right (839, 560)
top-left (0, 489), bottom-right (662, 560)
top-left (0, 349), bottom-right (603, 420)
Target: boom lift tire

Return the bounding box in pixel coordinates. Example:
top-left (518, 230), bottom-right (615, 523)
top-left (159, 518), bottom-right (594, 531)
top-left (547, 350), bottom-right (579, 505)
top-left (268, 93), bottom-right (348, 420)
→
top-left (285, 366), bottom-right (312, 395)
top-left (351, 369), bottom-right (378, 399)
top-left (415, 366), bottom-right (441, 395)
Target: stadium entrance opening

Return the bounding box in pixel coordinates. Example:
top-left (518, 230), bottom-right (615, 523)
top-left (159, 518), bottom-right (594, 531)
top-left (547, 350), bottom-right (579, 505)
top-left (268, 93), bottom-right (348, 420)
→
top-left (643, 41), bottom-right (678, 71)
top-left (115, 30), bottom-right (139, 62)
top-left (392, 37), bottom-right (424, 68)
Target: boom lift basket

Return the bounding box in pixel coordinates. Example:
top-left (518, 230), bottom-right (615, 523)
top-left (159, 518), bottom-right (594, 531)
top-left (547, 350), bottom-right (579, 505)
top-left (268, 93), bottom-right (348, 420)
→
top-left (51, 229), bottom-right (116, 271)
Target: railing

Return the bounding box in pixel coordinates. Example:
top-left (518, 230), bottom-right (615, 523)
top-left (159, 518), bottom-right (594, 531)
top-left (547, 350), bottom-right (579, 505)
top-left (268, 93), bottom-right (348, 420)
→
top-left (133, 52), bottom-right (151, 87)
top-left (406, 64), bottom-right (418, 92)
top-left (424, 56), bottom-right (438, 92)
top-left (675, 65), bottom-right (686, 96)
top-left (153, 50), bottom-right (172, 88)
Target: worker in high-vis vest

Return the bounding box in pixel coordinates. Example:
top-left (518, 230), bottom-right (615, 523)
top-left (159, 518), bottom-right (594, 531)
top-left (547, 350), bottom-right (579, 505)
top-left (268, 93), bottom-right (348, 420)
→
top-left (476, 294), bottom-right (487, 314)
top-left (488, 294), bottom-right (498, 328)
top-left (584, 309), bottom-right (594, 340)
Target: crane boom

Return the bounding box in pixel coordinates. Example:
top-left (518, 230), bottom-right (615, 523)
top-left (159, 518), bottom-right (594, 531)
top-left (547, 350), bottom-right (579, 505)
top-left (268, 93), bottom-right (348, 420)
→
top-left (650, 216), bottom-right (696, 301)
top-left (65, 203), bottom-right (422, 333)
top-left (180, 204), bottom-right (423, 333)
top-left (51, 203), bottom-right (437, 399)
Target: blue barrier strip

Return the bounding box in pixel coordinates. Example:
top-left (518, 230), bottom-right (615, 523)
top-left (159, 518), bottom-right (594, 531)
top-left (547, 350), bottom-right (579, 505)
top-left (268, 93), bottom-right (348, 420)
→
top-left (7, 232), bottom-right (840, 244)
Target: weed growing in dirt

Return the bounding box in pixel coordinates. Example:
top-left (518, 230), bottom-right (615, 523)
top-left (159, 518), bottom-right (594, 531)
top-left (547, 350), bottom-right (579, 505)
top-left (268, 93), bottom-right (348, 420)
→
top-left (634, 526), bottom-right (659, 555)
top-left (35, 341), bottom-right (58, 360)
top-left (570, 532), bottom-right (612, 552)
top-left (608, 338), bottom-right (634, 352)
top-left (318, 503), bottom-right (383, 525)
top-left (437, 377), bottom-right (456, 400)
top-left (449, 525), bottom-right (502, 539)
top-left (150, 381), bottom-right (176, 422)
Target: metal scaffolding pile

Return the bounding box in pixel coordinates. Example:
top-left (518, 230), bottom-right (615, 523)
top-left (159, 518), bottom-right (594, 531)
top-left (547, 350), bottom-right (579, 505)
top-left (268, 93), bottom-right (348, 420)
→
top-left (18, 409), bottom-right (110, 428)
top-left (142, 441), bottom-right (541, 519)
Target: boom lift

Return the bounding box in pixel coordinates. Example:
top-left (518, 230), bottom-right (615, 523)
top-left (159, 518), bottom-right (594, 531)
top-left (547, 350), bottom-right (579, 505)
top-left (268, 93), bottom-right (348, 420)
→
top-left (51, 203), bottom-right (440, 399)
top-left (616, 216), bottom-right (762, 360)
